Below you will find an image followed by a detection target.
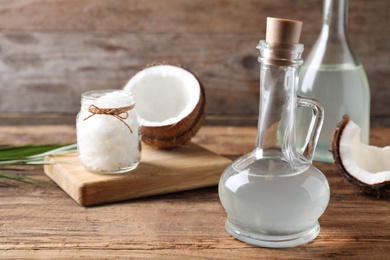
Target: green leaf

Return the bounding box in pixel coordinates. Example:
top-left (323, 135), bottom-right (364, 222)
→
top-left (0, 172), bottom-right (57, 186)
top-left (0, 143), bottom-right (76, 186)
top-left (0, 144), bottom-right (77, 165)
top-left (0, 180), bottom-right (18, 187)
top-left (0, 144), bottom-right (76, 161)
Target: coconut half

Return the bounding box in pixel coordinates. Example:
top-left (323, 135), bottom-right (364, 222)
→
top-left (331, 114), bottom-right (390, 197)
top-left (123, 65), bottom-right (206, 149)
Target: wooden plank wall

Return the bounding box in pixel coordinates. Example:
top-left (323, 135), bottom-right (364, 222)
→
top-left (0, 0), bottom-right (389, 126)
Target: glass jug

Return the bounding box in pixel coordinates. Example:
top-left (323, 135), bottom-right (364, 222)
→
top-left (218, 18), bottom-right (330, 248)
top-left (296, 0), bottom-right (370, 162)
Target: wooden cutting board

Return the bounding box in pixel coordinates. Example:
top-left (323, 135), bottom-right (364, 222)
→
top-left (44, 142), bottom-right (231, 206)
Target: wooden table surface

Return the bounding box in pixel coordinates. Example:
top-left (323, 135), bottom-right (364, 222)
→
top-left (1, 125), bottom-right (389, 259)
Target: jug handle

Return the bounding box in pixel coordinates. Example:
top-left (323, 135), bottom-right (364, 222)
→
top-left (297, 95), bottom-right (324, 163)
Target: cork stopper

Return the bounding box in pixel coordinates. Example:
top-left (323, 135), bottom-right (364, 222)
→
top-left (261, 17), bottom-right (304, 65)
top-left (266, 17), bottom-right (303, 44)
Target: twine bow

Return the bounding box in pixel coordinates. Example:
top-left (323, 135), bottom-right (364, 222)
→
top-left (83, 104), bottom-right (135, 133)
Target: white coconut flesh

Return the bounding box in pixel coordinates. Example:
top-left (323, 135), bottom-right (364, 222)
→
top-left (339, 120), bottom-right (390, 185)
top-left (123, 65), bottom-right (200, 127)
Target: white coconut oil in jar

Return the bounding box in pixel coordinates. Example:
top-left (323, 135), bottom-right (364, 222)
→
top-left (76, 89), bottom-right (141, 174)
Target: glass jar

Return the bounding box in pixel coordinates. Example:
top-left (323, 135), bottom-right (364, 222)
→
top-left (76, 89), bottom-right (141, 174)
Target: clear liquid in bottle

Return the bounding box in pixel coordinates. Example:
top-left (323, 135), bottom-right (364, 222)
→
top-left (219, 154), bottom-right (330, 248)
top-left (296, 64), bottom-right (370, 162)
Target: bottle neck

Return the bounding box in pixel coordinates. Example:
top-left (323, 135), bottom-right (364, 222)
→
top-left (305, 0), bottom-right (360, 67)
top-left (255, 41), bottom-right (303, 158)
top-left (323, 0), bottom-right (348, 39)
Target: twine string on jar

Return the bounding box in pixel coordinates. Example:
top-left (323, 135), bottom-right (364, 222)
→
top-left (82, 104), bottom-right (135, 133)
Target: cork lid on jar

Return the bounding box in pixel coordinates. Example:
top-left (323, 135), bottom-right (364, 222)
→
top-left (262, 17), bottom-right (304, 63)
top-left (266, 17), bottom-right (303, 45)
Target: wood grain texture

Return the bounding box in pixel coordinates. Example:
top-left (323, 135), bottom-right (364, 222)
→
top-left (1, 125), bottom-right (390, 258)
top-left (44, 143), bottom-right (231, 206)
top-left (0, 0), bottom-right (389, 126)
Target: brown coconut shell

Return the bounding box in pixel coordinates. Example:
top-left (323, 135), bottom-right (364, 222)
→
top-left (124, 64), bottom-right (207, 149)
top-left (142, 78), bottom-right (206, 149)
top-left (331, 114), bottom-right (390, 197)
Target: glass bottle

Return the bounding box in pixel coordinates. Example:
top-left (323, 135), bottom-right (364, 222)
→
top-left (219, 18), bottom-right (330, 248)
top-left (77, 89), bottom-right (141, 174)
top-left (296, 0), bottom-right (370, 162)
